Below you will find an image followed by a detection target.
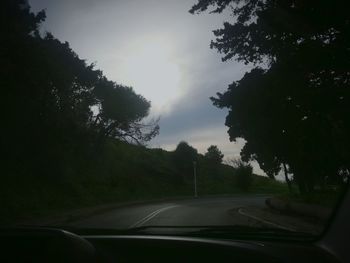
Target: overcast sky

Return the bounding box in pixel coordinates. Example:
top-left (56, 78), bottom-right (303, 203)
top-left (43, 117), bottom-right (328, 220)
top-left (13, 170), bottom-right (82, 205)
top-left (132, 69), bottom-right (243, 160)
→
top-left (29, 0), bottom-right (265, 175)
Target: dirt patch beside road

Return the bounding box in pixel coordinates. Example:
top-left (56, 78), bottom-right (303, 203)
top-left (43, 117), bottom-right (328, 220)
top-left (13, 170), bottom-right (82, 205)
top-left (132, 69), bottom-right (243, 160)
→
top-left (266, 197), bottom-right (332, 221)
top-left (238, 206), bottom-right (323, 234)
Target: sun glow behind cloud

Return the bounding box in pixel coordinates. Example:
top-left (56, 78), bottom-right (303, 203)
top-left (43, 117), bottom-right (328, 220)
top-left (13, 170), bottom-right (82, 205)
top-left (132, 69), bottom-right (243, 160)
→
top-left (119, 40), bottom-right (182, 114)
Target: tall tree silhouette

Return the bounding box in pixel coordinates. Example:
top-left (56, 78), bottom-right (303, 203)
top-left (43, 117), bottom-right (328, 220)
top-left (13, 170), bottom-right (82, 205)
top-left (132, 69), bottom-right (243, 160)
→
top-left (92, 78), bottom-right (159, 144)
top-left (173, 141), bottom-right (198, 173)
top-left (191, 0), bottom-right (350, 193)
top-left (204, 145), bottom-right (224, 166)
top-left (1, 0), bottom-right (158, 178)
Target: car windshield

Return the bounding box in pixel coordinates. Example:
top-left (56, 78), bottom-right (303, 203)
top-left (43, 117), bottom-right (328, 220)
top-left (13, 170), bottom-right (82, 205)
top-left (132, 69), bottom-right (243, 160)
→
top-left (2, 0), bottom-right (349, 239)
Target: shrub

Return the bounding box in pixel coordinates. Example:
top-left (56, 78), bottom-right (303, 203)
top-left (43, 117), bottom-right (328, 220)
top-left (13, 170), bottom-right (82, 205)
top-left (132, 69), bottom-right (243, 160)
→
top-left (231, 159), bottom-right (253, 191)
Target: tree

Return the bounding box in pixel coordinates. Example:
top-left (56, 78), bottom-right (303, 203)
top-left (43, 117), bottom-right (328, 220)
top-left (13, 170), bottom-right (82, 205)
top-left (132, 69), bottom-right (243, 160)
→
top-left (241, 141), bottom-right (281, 181)
top-left (173, 141), bottom-right (198, 173)
top-left (92, 77), bottom-right (159, 144)
top-left (190, 0), bottom-right (350, 193)
top-left (204, 145), bottom-right (224, 166)
top-left (1, 0), bottom-right (158, 178)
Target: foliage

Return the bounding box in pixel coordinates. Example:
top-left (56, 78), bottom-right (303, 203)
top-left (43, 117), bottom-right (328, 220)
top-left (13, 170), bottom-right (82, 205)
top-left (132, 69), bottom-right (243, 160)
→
top-left (92, 79), bottom-right (159, 144)
top-left (173, 141), bottom-right (198, 173)
top-left (190, 0), bottom-right (350, 193)
top-left (229, 159), bottom-right (253, 191)
top-left (1, 138), bottom-right (289, 223)
top-left (1, 0), bottom-right (158, 180)
top-left (204, 145), bottom-right (224, 167)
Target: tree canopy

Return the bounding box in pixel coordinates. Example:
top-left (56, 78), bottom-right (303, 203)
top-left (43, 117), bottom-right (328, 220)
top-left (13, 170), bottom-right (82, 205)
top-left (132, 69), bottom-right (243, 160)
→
top-left (204, 145), bottom-right (224, 166)
top-left (2, 0), bottom-right (158, 178)
top-left (173, 141), bottom-right (198, 172)
top-left (191, 0), bottom-right (350, 192)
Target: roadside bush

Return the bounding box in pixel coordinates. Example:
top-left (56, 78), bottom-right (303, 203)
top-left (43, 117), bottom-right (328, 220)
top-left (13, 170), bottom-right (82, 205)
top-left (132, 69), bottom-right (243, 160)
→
top-left (232, 159), bottom-right (253, 191)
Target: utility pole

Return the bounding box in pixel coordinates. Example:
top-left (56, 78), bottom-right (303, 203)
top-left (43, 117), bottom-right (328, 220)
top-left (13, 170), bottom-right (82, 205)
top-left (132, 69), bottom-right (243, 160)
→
top-left (193, 161), bottom-right (197, 197)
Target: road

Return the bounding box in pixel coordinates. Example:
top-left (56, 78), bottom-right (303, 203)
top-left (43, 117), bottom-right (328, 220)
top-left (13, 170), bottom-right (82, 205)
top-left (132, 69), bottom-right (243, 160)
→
top-left (69, 195), bottom-right (277, 229)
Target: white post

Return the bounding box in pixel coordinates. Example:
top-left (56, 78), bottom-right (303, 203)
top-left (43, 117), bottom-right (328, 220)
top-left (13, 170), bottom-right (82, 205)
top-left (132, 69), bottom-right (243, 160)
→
top-left (193, 161), bottom-right (197, 197)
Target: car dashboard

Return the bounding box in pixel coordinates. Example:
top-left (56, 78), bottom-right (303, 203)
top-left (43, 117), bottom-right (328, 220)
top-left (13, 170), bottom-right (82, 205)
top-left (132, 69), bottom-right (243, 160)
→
top-left (0, 227), bottom-right (339, 262)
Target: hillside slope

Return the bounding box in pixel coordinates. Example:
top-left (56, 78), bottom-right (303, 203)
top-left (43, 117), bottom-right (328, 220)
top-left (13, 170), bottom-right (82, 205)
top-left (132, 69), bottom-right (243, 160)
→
top-left (1, 139), bottom-right (288, 223)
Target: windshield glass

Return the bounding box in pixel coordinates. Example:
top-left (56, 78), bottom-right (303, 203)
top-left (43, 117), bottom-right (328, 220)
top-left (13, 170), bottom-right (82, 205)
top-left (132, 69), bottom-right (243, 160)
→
top-left (2, 0), bottom-right (349, 239)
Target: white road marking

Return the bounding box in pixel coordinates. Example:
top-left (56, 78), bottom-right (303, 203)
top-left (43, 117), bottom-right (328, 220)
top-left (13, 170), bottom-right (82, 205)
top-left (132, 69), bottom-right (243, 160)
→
top-left (238, 208), bottom-right (297, 232)
top-left (129, 205), bottom-right (178, 228)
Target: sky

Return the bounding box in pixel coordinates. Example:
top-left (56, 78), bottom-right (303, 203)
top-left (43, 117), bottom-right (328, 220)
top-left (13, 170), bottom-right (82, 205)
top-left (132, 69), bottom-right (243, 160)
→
top-left (29, 0), bottom-right (265, 175)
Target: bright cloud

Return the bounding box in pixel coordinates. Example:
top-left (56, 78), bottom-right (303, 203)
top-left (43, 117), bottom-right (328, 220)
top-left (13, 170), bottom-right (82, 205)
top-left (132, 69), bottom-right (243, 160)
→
top-left (118, 40), bottom-right (182, 113)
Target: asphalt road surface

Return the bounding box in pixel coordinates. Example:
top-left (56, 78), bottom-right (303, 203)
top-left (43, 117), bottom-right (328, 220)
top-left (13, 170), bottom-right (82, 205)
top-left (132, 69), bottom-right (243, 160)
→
top-left (69, 195), bottom-right (275, 229)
